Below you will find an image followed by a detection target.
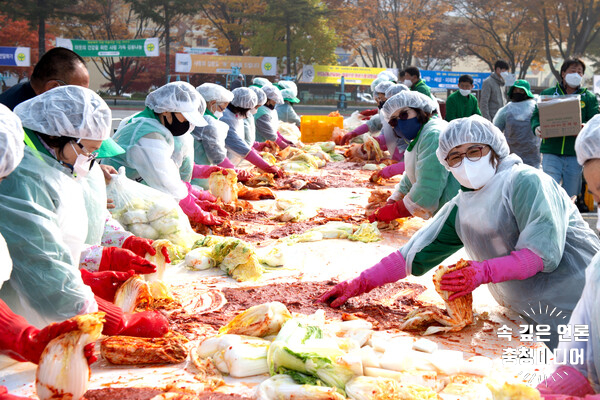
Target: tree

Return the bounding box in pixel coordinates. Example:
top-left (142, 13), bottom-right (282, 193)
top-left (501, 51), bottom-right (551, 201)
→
top-left (533, 0), bottom-right (600, 80)
top-left (196, 0), bottom-right (265, 55)
top-left (414, 20), bottom-right (461, 70)
top-left (62, 0), bottom-right (162, 95)
top-left (0, 0), bottom-right (95, 56)
top-left (125, 0), bottom-right (199, 82)
top-left (245, 0), bottom-right (338, 76)
top-left (452, 0), bottom-right (544, 78)
top-left (0, 16), bottom-right (38, 87)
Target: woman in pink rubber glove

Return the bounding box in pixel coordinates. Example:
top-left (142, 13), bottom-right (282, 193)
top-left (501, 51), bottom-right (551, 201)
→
top-left (533, 115), bottom-right (600, 396)
top-left (321, 115), bottom-right (600, 350)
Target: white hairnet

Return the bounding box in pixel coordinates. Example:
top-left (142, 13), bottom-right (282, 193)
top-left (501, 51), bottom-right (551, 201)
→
top-left (145, 81), bottom-right (207, 127)
top-left (377, 70), bottom-right (398, 82)
top-left (261, 84), bottom-right (284, 105)
top-left (252, 77), bottom-right (271, 87)
top-left (0, 104), bottom-right (25, 178)
top-left (575, 114), bottom-right (600, 166)
top-left (374, 81), bottom-right (395, 95)
top-left (249, 86), bottom-right (267, 106)
top-left (281, 88), bottom-right (298, 101)
top-left (277, 80), bottom-right (297, 96)
top-left (14, 85), bottom-right (112, 140)
top-left (370, 77), bottom-right (388, 93)
top-left (231, 87), bottom-right (258, 109)
top-left (436, 115), bottom-right (510, 169)
top-left (381, 91), bottom-right (438, 122)
top-left (196, 83), bottom-right (234, 104)
top-left (385, 84), bottom-right (409, 99)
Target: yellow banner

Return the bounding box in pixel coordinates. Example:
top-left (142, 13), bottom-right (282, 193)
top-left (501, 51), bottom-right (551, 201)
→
top-left (300, 65), bottom-right (398, 85)
top-left (175, 54), bottom-right (277, 76)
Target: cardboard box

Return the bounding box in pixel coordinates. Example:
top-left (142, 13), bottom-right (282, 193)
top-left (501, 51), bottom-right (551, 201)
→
top-left (537, 94), bottom-right (582, 138)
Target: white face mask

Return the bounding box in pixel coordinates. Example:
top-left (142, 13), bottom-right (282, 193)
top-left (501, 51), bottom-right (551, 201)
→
top-left (459, 89), bottom-right (471, 96)
top-left (70, 142), bottom-right (93, 180)
top-left (500, 71), bottom-right (510, 79)
top-left (249, 107), bottom-right (259, 115)
top-left (403, 79), bottom-right (413, 88)
top-left (213, 110), bottom-right (223, 119)
top-left (565, 73), bottom-right (583, 88)
top-left (449, 152), bottom-right (496, 190)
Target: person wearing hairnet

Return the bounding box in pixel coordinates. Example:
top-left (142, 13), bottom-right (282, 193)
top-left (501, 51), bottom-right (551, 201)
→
top-left (250, 77), bottom-right (271, 88)
top-left (340, 80), bottom-right (396, 145)
top-left (104, 82), bottom-right (226, 226)
top-left (0, 108), bottom-right (97, 400)
top-left (246, 85), bottom-right (267, 148)
top-left (275, 81), bottom-right (301, 127)
top-left (221, 87), bottom-right (284, 178)
top-left (493, 80), bottom-right (540, 168)
top-left (2, 90), bottom-right (168, 338)
top-left (534, 115), bottom-right (600, 397)
top-left (254, 84), bottom-right (290, 149)
top-left (369, 91), bottom-right (460, 222)
top-left (191, 83), bottom-right (249, 188)
top-left (322, 115), bottom-right (600, 350)
top-left (14, 86), bottom-right (169, 279)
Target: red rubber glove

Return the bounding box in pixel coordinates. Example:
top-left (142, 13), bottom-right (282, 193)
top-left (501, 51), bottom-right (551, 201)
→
top-left (236, 169), bottom-right (252, 182)
top-left (179, 193), bottom-right (224, 225)
top-left (341, 124), bottom-right (369, 145)
top-left (192, 164), bottom-right (225, 180)
top-left (0, 386), bottom-right (36, 399)
top-left (537, 366), bottom-right (596, 398)
top-left (245, 149), bottom-right (284, 178)
top-left (99, 247), bottom-right (157, 274)
top-left (319, 252), bottom-right (407, 308)
top-left (196, 200), bottom-right (229, 217)
top-left (368, 200), bottom-right (411, 223)
top-left (0, 299), bottom-right (96, 365)
top-left (121, 236), bottom-right (170, 263)
top-left (96, 296), bottom-right (168, 338)
top-left (81, 269), bottom-right (134, 302)
top-left (440, 249), bottom-right (544, 301)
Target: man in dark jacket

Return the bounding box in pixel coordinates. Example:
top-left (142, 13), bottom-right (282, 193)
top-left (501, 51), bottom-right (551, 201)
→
top-left (480, 60), bottom-right (509, 121)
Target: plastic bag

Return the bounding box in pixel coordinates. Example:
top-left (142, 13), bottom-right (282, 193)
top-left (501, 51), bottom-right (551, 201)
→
top-left (343, 111), bottom-right (365, 131)
top-left (278, 121), bottom-right (301, 143)
top-left (107, 167), bottom-right (202, 249)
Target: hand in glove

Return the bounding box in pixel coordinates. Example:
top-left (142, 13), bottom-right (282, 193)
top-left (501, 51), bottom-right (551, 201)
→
top-left (245, 149), bottom-right (285, 178)
top-left (440, 249), bottom-right (544, 301)
top-left (236, 169), bottom-right (252, 182)
top-left (81, 269), bottom-right (134, 302)
top-left (121, 236), bottom-right (170, 263)
top-left (192, 164), bottom-right (225, 180)
top-left (318, 252), bottom-right (407, 307)
top-left (368, 200), bottom-right (412, 223)
top-left (0, 386), bottom-right (39, 399)
top-left (275, 132), bottom-right (291, 149)
top-left (179, 193), bottom-right (224, 225)
top-left (184, 181), bottom-right (217, 202)
top-left (0, 299), bottom-right (97, 365)
top-left (96, 297), bottom-right (168, 338)
top-left (99, 247), bottom-right (157, 274)
top-left (340, 124), bottom-right (369, 145)
top-left (196, 200), bottom-right (229, 217)
top-left (253, 142), bottom-right (268, 152)
top-left (378, 162), bottom-right (406, 179)
top-left (217, 158), bottom-right (236, 169)
top-left (537, 366), bottom-right (596, 398)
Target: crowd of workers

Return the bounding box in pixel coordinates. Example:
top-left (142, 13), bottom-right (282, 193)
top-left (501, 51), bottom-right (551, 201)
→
top-left (0, 46), bottom-right (599, 399)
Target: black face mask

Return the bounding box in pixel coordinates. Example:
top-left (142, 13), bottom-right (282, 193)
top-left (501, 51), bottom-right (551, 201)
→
top-left (377, 100), bottom-right (386, 110)
top-left (510, 93), bottom-right (528, 103)
top-left (163, 112), bottom-right (190, 136)
top-left (265, 103), bottom-right (276, 110)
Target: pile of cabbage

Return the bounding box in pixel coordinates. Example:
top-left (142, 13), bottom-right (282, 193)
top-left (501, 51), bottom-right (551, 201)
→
top-left (283, 221), bottom-right (382, 244)
top-left (260, 141), bottom-right (344, 174)
top-left (194, 302), bottom-right (511, 400)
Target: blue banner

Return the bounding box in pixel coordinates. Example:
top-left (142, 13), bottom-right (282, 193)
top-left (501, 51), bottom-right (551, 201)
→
top-left (421, 70), bottom-right (490, 90)
top-left (0, 47), bottom-right (31, 67)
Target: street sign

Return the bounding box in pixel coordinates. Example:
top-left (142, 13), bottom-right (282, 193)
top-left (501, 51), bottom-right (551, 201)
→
top-left (300, 65), bottom-right (398, 86)
top-left (175, 54), bottom-right (277, 76)
top-left (0, 47), bottom-right (30, 67)
top-left (420, 70), bottom-right (490, 90)
top-left (56, 38), bottom-right (159, 57)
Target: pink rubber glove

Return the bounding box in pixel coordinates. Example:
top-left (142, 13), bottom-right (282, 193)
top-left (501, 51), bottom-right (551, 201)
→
top-left (96, 296), bottom-right (169, 338)
top-left (373, 134), bottom-right (388, 151)
top-left (368, 200), bottom-right (411, 223)
top-left (276, 132), bottom-right (291, 149)
top-left (179, 193), bottom-right (224, 225)
top-left (0, 299), bottom-right (96, 365)
top-left (218, 158), bottom-right (236, 169)
top-left (253, 142), bottom-right (268, 151)
top-left (341, 124), bottom-right (369, 145)
top-left (245, 149), bottom-right (284, 178)
top-left (440, 248), bottom-right (544, 301)
top-left (236, 169), bottom-right (252, 182)
top-left (379, 162), bottom-right (405, 179)
top-left (537, 366), bottom-right (595, 398)
top-left (318, 252), bottom-right (407, 308)
top-left (192, 164), bottom-right (224, 180)
top-left (196, 200), bottom-right (229, 217)
top-left (184, 181), bottom-right (217, 202)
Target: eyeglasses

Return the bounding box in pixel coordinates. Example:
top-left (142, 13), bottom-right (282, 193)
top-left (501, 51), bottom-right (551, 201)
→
top-left (388, 110), bottom-right (413, 127)
top-left (446, 145), bottom-right (488, 168)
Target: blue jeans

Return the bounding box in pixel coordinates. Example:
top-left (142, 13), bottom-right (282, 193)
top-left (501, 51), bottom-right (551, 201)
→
top-left (541, 153), bottom-right (582, 197)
